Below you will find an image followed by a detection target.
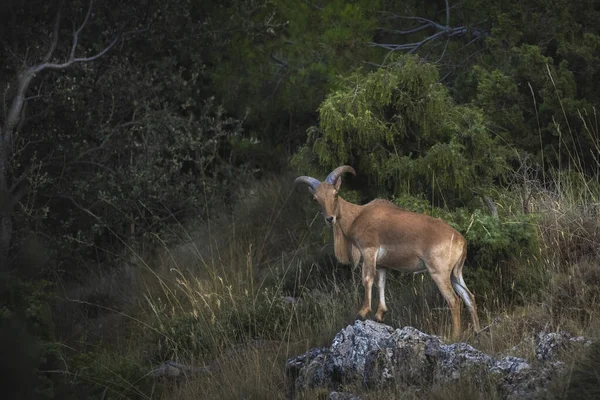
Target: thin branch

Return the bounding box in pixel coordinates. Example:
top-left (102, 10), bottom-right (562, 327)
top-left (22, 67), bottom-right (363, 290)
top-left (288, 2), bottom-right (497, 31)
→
top-left (372, 2), bottom-right (481, 66)
top-left (435, 38), bottom-right (450, 64)
top-left (5, 0), bottom-right (122, 139)
top-left (270, 53), bottom-right (288, 67)
top-left (384, 14), bottom-right (448, 32)
top-left (43, 0), bottom-right (65, 62)
top-left (373, 26), bottom-right (467, 66)
top-left (31, 34), bottom-right (121, 73)
top-left (377, 25), bottom-right (432, 36)
top-left (483, 195), bottom-right (499, 219)
top-left (8, 171), bottom-right (28, 196)
top-left (302, 0), bottom-right (324, 10)
top-left (362, 60), bottom-right (385, 68)
top-left (71, 0), bottom-right (95, 61)
top-left (67, 160), bottom-right (118, 176)
top-left (10, 178), bottom-right (29, 207)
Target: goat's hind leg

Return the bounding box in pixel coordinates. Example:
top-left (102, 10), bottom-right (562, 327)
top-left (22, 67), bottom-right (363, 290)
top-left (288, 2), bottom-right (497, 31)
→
top-left (374, 268), bottom-right (388, 322)
top-left (430, 272), bottom-right (462, 339)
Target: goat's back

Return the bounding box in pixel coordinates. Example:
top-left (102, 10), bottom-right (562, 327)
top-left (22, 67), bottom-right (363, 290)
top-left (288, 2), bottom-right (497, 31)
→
top-left (349, 200), bottom-right (465, 251)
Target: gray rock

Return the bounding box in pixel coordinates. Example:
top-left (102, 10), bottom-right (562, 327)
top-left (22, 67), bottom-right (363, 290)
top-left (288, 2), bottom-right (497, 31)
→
top-left (328, 392), bottom-right (361, 400)
top-left (435, 342), bottom-right (493, 386)
top-left (152, 361), bottom-right (209, 377)
top-left (535, 331), bottom-right (592, 361)
top-left (286, 320), bottom-right (575, 399)
top-left (287, 347), bottom-right (335, 392)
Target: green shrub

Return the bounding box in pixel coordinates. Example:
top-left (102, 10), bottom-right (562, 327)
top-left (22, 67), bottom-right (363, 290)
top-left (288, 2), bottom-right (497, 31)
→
top-left (292, 55), bottom-right (509, 207)
top-left (0, 278), bottom-right (61, 399)
top-left (70, 351), bottom-right (155, 400)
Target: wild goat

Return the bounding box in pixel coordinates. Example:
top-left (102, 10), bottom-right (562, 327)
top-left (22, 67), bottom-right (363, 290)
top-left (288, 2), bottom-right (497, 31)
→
top-left (294, 165), bottom-right (481, 338)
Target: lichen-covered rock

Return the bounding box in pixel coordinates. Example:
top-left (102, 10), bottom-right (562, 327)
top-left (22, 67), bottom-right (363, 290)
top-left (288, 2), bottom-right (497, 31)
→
top-left (535, 331), bottom-right (592, 361)
top-left (434, 342), bottom-right (493, 386)
top-left (496, 359), bottom-right (565, 400)
top-left (286, 347), bottom-right (335, 393)
top-left (328, 391), bottom-right (361, 400)
top-left (329, 319), bottom-right (396, 382)
top-left (363, 325), bottom-right (442, 388)
top-left (286, 320), bottom-right (576, 399)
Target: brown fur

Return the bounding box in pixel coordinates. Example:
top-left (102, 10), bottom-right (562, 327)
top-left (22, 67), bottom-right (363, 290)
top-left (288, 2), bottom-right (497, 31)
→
top-left (307, 176), bottom-right (480, 340)
top-left (333, 224), bottom-right (354, 265)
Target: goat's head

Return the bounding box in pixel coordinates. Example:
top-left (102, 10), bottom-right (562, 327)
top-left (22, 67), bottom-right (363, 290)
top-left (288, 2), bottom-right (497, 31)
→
top-left (294, 165), bottom-right (356, 226)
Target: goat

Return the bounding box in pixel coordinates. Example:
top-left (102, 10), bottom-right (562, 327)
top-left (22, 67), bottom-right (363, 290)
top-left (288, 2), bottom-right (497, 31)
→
top-left (294, 165), bottom-right (481, 339)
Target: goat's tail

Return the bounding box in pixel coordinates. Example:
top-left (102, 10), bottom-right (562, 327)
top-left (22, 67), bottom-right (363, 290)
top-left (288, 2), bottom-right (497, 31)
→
top-left (450, 241), bottom-right (481, 332)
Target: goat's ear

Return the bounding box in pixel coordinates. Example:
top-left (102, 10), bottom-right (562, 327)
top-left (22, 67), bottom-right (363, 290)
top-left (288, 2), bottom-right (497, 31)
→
top-left (335, 178), bottom-right (342, 191)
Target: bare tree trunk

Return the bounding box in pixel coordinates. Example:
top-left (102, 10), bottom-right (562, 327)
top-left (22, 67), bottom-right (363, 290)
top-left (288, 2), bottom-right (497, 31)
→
top-left (0, 0), bottom-right (120, 271)
top-left (0, 212), bottom-right (12, 269)
top-left (0, 121), bottom-right (12, 270)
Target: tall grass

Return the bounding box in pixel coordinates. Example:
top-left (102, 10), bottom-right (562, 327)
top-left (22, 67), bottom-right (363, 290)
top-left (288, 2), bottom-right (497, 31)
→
top-left (52, 130), bottom-right (600, 399)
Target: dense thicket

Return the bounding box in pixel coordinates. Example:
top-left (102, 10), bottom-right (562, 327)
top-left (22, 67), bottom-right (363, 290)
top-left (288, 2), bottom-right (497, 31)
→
top-left (2, 0), bottom-right (599, 272)
top-left (2, 0), bottom-right (600, 397)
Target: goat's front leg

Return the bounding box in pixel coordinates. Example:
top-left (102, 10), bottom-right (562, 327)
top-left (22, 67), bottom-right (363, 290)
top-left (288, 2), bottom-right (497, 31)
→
top-left (358, 248), bottom-right (377, 319)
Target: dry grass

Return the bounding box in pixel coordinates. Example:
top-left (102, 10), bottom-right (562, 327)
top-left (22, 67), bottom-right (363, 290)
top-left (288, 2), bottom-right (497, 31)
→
top-left (50, 168), bottom-right (600, 400)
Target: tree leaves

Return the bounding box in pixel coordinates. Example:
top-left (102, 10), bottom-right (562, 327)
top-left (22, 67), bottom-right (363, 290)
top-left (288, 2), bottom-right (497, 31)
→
top-left (294, 54), bottom-right (508, 207)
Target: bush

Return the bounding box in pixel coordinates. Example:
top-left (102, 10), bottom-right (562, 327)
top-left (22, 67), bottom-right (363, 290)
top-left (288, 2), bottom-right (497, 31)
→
top-left (292, 55), bottom-right (509, 207)
top-left (70, 351), bottom-right (155, 400)
top-left (0, 278), bottom-right (62, 399)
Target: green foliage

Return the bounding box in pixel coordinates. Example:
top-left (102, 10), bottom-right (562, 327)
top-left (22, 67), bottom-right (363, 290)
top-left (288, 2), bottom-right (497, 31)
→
top-left (389, 196), bottom-right (543, 307)
top-left (448, 209), bottom-right (543, 307)
top-left (0, 278), bottom-right (61, 399)
top-left (449, 209), bottom-right (539, 268)
top-left (70, 351), bottom-right (155, 400)
top-left (293, 55), bottom-right (509, 206)
top-left (465, 0), bottom-right (600, 172)
top-left (208, 0), bottom-right (379, 146)
top-left (0, 279), bottom-right (56, 340)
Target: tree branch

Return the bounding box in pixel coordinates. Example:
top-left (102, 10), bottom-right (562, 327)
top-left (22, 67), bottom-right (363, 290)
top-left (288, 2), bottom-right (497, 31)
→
top-left (373, 1), bottom-right (478, 65)
top-left (377, 25), bottom-right (432, 36)
top-left (10, 178), bottom-right (29, 208)
top-left (383, 14), bottom-right (448, 32)
top-left (31, 34), bottom-right (121, 73)
top-left (71, 0), bottom-right (95, 60)
top-left (302, 0), bottom-right (323, 10)
top-left (5, 0), bottom-right (121, 137)
top-left (43, 0), bottom-right (65, 63)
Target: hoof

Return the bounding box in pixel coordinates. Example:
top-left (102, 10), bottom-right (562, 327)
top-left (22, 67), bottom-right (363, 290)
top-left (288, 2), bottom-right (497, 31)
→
top-left (357, 308), bottom-right (370, 319)
top-left (374, 308), bottom-right (387, 323)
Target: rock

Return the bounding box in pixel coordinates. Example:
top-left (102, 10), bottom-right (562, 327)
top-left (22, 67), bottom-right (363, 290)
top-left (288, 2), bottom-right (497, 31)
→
top-left (328, 392), bottom-right (361, 400)
top-left (286, 320), bottom-right (574, 399)
top-left (495, 360), bottom-right (564, 400)
top-left (286, 347), bottom-right (335, 395)
top-left (535, 331), bottom-right (592, 361)
top-left (152, 361), bottom-right (209, 377)
top-left (434, 342), bottom-right (493, 386)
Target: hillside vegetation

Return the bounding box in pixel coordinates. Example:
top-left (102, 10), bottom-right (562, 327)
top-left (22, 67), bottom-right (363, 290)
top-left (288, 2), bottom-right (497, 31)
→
top-left (2, 0), bottom-right (600, 399)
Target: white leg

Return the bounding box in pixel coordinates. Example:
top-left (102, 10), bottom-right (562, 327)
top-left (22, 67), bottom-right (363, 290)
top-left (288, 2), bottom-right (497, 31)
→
top-left (375, 268), bottom-right (388, 322)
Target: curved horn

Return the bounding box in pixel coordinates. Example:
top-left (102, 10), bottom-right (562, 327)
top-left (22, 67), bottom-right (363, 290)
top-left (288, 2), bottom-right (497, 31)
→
top-left (294, 176), bottom-right (321, 193)
top-left (325, 165), bottom-right (356, 185)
